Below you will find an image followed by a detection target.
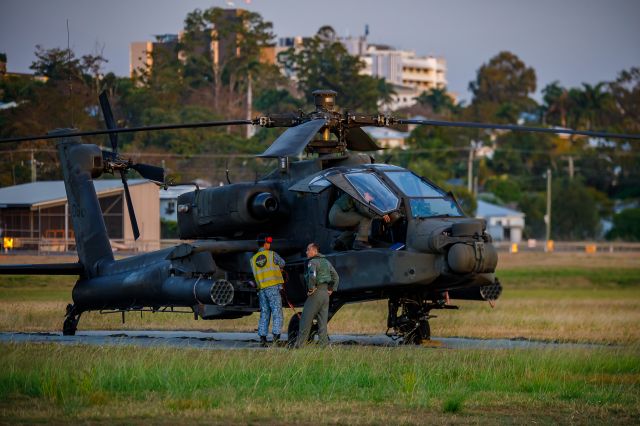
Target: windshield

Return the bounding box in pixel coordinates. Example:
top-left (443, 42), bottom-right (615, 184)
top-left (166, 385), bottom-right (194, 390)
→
top-left (409, 198), bottom-right (463, 218)
top-left (385, 171), bottom-right (444, 197)
top-left (344, 172), bottom-right (399, 214)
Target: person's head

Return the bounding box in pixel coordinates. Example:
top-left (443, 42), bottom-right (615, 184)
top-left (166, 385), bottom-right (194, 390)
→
top-left (257, 234), bottom-right (273, 250)
top-left (363, 191), bottom-right (374, 203)
top-left (306, 242), bottom-right (320, 258)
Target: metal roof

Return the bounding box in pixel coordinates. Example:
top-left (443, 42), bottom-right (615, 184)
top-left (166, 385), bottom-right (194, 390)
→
top-left (476, 200), bottom-right (524, 218)
top-left (0, 179), bottom-right (148, 208)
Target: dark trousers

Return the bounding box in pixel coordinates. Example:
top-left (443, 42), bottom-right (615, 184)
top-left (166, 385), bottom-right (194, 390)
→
top-left (295, 284), bottom-right (329, 347)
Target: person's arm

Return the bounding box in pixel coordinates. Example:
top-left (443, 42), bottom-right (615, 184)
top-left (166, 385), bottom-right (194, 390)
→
top-left (273, 251), bottom-right (285, 267)
top-left (307, 259), bottom-right (318, 293)
top-left (327, 261), bottom-right (339, 294)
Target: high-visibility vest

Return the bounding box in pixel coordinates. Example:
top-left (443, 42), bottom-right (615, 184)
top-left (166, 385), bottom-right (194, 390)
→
top-left (250, 249), bottom-right (284, 290)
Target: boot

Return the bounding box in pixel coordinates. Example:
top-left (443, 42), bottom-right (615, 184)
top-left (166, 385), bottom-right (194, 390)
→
top-left (259, 336), bottom-right (268, 347)
top-left (272, 334), bottom-right (283, 347)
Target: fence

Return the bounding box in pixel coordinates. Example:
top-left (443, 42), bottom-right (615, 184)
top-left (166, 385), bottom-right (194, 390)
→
top-left (2, 237), bottom-right (640, 256)
top-left (493, 240), bottom-right (640, 253)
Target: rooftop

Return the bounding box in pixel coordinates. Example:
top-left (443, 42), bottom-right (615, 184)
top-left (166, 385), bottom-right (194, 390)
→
top-left (476, 200), bottom-right (524, 218)
top-left (0, 179), bottom-right (149, 208)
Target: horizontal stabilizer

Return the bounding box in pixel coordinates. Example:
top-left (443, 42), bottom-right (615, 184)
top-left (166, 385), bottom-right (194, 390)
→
top-left (0, 263), bottom-right (83, 275)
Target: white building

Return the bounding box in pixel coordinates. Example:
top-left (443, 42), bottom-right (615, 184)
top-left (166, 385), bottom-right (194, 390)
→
top-left (347, 38), bottom-right (448, 111)
top-left (275, 30), bottom-right (448, 111)
top-left (476, 200), bottom-right (525, 243)
top-left (362, 127), bottom-right (410, 150)
top-left (159, 185), bottom-right (202, 222)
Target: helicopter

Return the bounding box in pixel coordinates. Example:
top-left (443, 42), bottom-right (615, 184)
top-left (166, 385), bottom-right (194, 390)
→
top-left (0, 89), bottom-right (638, 344)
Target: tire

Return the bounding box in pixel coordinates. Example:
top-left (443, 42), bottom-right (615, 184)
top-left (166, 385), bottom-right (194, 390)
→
top-left (287, 315), bottom-right (300, 346)
top-left (287, 314), bottom-right (318, 347)
top-left (62, 316), bottom-right (77, 336)
top-left (405, 319), bottom-right (430, 345)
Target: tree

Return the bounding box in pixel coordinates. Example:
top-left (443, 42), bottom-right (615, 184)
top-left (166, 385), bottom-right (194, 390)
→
top-left (551, 178), bottom-right (601, 240)
top-left (607, 209), bottom-right (640, 241)
top-left (415, 87), bottom-right (458, 116)
top-left (542, 81), bottom-right (569, 127)
top-left (280, 26), bottom-right (383, 111)
top-left (468, 51), bottom-right (537, 123)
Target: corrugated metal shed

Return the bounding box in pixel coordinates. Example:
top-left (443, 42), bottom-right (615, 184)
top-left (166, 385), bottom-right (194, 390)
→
top-left (0, 179), bottom-right (148, 209)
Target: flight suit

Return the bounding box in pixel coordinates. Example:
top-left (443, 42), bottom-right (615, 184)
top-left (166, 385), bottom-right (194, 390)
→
top-left (250, 248), bottom-right (285, 339)
top-left (295, 254), bottom-right (339, 347)
top-left (329, 193), bottom-right (372, 243)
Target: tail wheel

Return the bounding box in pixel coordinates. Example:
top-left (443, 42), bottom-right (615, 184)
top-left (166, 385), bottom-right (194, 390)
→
top-left (62, 304), bottom-right (80, 336)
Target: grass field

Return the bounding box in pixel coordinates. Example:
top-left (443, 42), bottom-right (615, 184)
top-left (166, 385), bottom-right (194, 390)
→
top-left (1, 343), bottom-right (639, 424)
top-left (1, 252), bottom-right (639, 344)
top-left (1, 251), bottom-right (639, 424)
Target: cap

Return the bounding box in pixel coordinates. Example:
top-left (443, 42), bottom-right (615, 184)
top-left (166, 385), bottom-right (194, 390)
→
top-left (257, 233), bottom-right (273, 246)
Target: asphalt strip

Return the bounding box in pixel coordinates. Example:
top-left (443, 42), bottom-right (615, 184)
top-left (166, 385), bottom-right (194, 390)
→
top-left (0, 331), bottom-right (609, 350)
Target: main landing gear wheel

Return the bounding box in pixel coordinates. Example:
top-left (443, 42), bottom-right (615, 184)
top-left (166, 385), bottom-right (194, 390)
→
top-left (404, 319), bottom-right (431, 345)
top-left (62, 304), bottom-right (81, 336)
top-left (287, 314), bottom-right (318, 347)
top-left (387, 298), bottom-right (431, 345)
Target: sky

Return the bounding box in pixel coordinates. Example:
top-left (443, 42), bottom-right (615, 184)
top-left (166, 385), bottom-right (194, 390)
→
top-left (1, 0), bottom-right (639, 102)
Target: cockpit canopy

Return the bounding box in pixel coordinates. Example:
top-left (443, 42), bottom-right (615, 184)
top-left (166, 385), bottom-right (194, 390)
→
top-left (289, 164), bottom-right (464, 218)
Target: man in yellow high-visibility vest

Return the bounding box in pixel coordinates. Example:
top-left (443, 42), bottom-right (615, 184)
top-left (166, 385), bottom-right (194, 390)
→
top-left (250, 234), bottom-right (285, 347)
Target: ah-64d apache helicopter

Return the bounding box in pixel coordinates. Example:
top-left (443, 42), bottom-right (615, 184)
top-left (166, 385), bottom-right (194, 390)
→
top-left (1, 90), bottom-right (638, 344)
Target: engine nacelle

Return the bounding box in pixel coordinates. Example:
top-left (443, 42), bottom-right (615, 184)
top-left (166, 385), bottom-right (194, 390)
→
top-left (177, 183), bottom-right (287, 239)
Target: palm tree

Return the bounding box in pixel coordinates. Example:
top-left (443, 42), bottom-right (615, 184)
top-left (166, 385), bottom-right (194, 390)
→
top-left (542, 81), bottom-right (569, 127)
top-left (415, 87), bottom-right (456, 116)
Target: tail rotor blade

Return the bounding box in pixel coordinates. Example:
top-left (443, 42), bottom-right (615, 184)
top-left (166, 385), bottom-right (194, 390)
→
top-left (131, 163), bottom-right (165, 183)
top-left (120, 171), bottom-right (140, 241)
top-left (98, 91), bottom-right (119, 152)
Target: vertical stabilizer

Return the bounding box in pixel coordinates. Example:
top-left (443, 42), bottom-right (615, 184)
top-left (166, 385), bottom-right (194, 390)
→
top-left (54, 130), bottom-right (114, 277)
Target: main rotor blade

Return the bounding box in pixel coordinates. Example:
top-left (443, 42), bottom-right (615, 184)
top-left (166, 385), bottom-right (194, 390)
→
top-left (396, 118), bottom-right (640, 140)
top-left (258, 118), bottom-right (328, 158)
top-left (345, 127), bottom-right (382, 151)
top-left (120, 170), bottom-right (140, 241)
top-left (98, 91), bottom-right (118, 152)
top-left (0, 120), bottom-right (254, 144)
top-left (130, 163), bottom-right (165, 183)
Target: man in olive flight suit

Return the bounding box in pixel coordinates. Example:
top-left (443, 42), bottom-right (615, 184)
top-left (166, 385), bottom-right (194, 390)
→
top-left (250, 234), bottom-right (285, 347)
top-left (295, 242), bottom-right (339, 347)
top-left (329, 192), bottom-right (392, 250)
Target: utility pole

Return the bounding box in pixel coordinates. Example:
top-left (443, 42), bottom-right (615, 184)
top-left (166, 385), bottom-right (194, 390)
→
top-left (545, 168), bottom-right (552, 244)
top-left (568, 155), bottom-right (574, 180)
top-left (30, 150), bottom-right (36, 183)
top-left (246, 72), bottom-right (255, 139)
top-left (467, 141), bottom-right (474, 193)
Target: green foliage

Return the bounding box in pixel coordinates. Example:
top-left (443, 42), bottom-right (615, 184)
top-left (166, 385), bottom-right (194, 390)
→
top-left (468, 51), bottom-right (537, 122)
top-left (518, 192), bottom-right (546, 239)
top-left (484, 176), bottom-right (522, 203)
top-left (279, 26), bottom-right (384, 111)
top-left (442, 393), bottom-right (465, 413)
top-left (551, 178), bottom-right (601, 240)
top-left (607, 209), bottom-right (640, 241)
top-left (1, 344), bottom-right (638, 422)
top-left (160, 219), bottom-right (178, 239)
top-left (415, 87), bottom-right (458, 117)
top-left (253, 88), bottom-right (302, 113)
